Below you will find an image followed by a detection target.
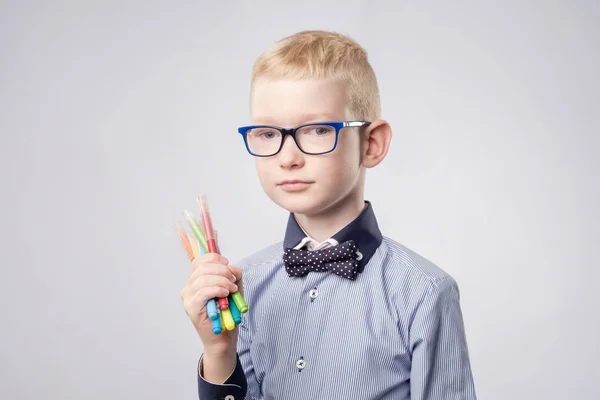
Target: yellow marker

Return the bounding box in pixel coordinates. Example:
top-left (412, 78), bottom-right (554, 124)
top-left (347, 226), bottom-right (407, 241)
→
top-left (220, 311), bottom-right (226, 331)
top-left (221, 308), bottom-right (235, 330)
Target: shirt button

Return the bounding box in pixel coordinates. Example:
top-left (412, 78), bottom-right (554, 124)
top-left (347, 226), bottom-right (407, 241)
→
top-left (296, 358), bottom-right (306, 369)
top-left (224, 396), bottom-right (235, 400)
top-left (309, 289), bottom-right (318, 299)
top-left (356, 251), bottom-right (363, 261)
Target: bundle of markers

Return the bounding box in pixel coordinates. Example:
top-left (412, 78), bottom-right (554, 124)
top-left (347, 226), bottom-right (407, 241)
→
top-left (175, 195), bottom-right (248, 334)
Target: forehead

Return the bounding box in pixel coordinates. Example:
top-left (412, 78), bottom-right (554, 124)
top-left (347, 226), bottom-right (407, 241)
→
top-left (250, 77), bottom-right (349, 126)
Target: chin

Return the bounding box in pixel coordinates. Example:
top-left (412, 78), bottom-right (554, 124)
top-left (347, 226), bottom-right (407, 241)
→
top-left (267, 190), bottom-right (331, 216)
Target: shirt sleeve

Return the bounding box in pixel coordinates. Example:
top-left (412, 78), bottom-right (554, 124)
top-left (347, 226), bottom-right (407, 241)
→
top-left (409, 277), bottom-right (477, 400)
top-left (197, 352), bottom-right (246, 400)
top-left (197, 318), bottom-right (261, 400)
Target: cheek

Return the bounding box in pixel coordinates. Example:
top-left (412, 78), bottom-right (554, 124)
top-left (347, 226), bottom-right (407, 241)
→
top-left (338, 131), bottom-right (362, 159)
top-left (336, 135), bottom-right (362, 169)
top-left (317, 151), bottom-right (359, 186)
top-left (255, 159), bottom-right (276, 187)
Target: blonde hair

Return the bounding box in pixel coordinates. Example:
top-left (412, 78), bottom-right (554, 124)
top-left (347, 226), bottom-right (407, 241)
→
top-left (251, 30), bottom-right (381, 121)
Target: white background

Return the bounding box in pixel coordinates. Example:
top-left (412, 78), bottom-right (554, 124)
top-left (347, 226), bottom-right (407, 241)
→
top-left (1, 1), bottom-right (599, 399)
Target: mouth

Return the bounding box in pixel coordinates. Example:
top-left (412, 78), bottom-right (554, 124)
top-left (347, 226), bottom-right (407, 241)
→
top-left (277, 179), bottom-right (314, 192)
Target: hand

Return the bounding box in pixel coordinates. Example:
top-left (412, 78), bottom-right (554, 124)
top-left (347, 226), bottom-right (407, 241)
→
top-left (180, 253), bottom-right (243, 355)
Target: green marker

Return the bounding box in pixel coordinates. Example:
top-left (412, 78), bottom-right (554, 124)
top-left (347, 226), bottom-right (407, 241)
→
top-left (183, 210), bottom-right (208, 253)
top-left (231, 292), bottom-right (248, 313)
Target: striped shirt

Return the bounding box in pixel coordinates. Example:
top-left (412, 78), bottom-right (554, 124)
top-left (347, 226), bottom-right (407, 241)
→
top-left (197, 202), bottom-right (477, 399)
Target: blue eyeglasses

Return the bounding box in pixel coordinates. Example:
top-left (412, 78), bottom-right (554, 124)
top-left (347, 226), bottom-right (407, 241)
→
top-left (237, 121), bottom-right (371, 157)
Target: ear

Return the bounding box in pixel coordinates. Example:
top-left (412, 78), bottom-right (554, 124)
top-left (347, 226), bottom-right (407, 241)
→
top-left (361, 120), bottom-right (392, 168)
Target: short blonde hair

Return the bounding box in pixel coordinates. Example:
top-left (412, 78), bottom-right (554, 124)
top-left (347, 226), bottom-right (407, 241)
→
top-left (251, 30), bottom-right (381, 121)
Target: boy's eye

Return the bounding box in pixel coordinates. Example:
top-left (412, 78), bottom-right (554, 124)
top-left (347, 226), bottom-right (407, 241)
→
top-left (252, 128), bottom-right (280, 140)
top-left (303, 125), bottom-right (334, 136)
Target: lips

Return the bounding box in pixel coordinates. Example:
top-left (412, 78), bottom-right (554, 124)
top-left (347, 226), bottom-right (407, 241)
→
top-left (278, 179), bottom-right (313, 185)
top-left (277, 179), bottom-right (314, 192)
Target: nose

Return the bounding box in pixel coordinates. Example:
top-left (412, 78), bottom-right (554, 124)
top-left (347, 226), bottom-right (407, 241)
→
top-left (277, 135), bottom-right (305, 169)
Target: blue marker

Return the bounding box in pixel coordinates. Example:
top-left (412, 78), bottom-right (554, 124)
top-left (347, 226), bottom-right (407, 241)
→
top-left (211, 313), bottom-right (222, 335)
top-left (207, 298), bottom-right (219, 321)
top-left (229, 296), bottom-right (242, 325)
top-left (198, 240), bottom-right (220, 321)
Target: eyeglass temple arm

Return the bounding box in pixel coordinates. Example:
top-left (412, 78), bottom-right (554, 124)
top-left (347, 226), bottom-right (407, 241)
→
top-left (344, 121), bottom-right (371, 127)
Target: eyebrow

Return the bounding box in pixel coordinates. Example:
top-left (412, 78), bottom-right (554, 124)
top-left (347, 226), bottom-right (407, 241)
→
top-left (253, 113), bottom-right (341, 126)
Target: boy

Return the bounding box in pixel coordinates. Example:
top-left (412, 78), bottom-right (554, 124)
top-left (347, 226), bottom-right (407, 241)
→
top-left (181, 30), bottom-right (477, 399)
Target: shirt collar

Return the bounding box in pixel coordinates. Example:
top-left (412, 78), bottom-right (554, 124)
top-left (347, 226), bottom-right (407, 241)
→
top-left (293, 236), bottom-right (339, 251)
top-left (283, 201), bottom-right (383, 273)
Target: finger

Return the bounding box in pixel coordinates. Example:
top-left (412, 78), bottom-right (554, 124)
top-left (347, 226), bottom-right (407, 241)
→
top-left (228, 265), bottom-right (243, 283)
top-left (190, 254), bottom-right (229, 271)
top-left (190, 274), bottom-right (239, 294)
top-left (204, 253), bottom-right (229, 265)
top-left (226, 266), bottom-right (244, 296)
top-left (181, 277), bottom-right (235, 306)
top-left (184, 286), bottom-right (231, 317)
top-left (188, 263), bottom-right (237, 282)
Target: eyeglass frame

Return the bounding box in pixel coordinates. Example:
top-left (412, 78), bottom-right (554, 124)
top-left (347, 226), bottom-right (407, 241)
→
top-left (237, 120), bottom-right (372, 157)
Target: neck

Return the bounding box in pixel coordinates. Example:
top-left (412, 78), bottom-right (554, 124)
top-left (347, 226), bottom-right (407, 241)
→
top-left (294, 191), bottom-right (365, 242)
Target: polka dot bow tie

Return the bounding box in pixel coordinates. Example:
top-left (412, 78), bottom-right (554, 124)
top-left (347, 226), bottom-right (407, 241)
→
top-left (282, 240), bottom-right (361, 281)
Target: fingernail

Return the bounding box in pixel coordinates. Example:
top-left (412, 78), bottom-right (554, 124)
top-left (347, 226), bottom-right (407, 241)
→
top-left (230, 274), bottom-right (236, 282)
top-left (232, 284), bottom-right (238, 291)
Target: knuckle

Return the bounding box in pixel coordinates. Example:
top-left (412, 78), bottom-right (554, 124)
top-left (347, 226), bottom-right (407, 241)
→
top-left (205, 253), bottom-right (221, 262)
top-left (208, 266), bottom-right (227, 277)
top-left (204, 253), bottom-right (228, 264)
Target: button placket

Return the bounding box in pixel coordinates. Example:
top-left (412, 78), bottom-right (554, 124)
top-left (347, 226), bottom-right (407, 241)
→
top-left (296, 273), bottom-right (322, 374)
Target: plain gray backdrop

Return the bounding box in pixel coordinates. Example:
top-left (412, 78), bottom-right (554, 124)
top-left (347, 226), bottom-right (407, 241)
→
top-left (1, 1), bottom-right (599, 399)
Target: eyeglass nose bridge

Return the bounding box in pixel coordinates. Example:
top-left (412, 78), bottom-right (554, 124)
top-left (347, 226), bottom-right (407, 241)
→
top-left (278, 127), bottom-right (304, 152)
